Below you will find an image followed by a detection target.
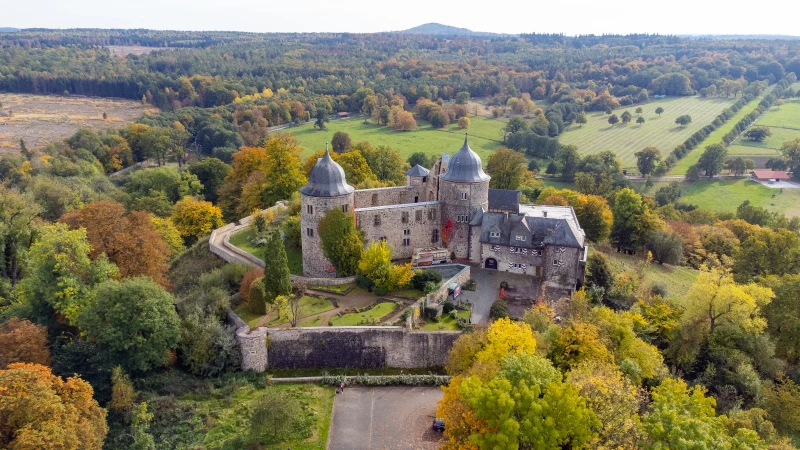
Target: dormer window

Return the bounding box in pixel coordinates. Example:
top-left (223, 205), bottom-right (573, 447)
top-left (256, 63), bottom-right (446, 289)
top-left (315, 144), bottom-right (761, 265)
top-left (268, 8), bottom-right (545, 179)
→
top-left (516, 235), bottom-right (526, 242)
top-left (490, 231), bottom-right (500, 238)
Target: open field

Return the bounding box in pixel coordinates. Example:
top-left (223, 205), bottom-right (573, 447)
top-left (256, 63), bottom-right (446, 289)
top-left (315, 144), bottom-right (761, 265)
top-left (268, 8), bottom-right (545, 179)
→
top-left (599, 248), bottom-right (699, 300)
top-left (229, 228), bottom-right (303, 275)
top-left (681, 178), bottom-right (800, 218)
top-left (284, 116), bottom-right (505, 161)
top-left (559, 96), bottom-right (736, 169)
top-left (670, 95), bottom-right (764, 174)
top-left (0, 92), bottom-right (157, 154)
top-left (758, 102), bottom-right (800, 129)
top-left (106, 45), bottom-right (174, 56)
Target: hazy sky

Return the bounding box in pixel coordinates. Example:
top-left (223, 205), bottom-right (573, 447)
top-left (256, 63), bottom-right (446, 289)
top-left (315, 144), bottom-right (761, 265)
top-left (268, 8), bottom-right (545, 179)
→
top-left (3, 0), bottom-right (796, 36)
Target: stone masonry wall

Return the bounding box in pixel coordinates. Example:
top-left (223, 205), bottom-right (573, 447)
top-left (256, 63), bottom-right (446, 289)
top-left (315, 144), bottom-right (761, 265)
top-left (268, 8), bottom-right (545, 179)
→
top-left (237, 327), bottom-right (268, 372)
top-left (438, 179), bottom-right (489, 259)
top-left (355, 201), bottom-right (441, 260)
top-left (300, 192), bottom-right (354, 277)
top-left (354, 185), bottom-right (431, 209)
top-left (479, 243), bottom-right (545, 277)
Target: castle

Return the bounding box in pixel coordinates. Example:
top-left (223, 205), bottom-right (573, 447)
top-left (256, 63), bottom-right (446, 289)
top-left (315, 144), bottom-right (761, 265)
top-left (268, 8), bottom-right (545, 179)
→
top-left (300, 137), bottom-right (588, 290)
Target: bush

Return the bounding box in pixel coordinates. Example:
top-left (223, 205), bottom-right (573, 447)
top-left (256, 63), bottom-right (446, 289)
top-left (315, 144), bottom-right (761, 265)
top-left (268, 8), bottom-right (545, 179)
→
top-left (424, 306), bottom-right (440, 321)
top-left (499, 280), bottom-right (509, 289)
top-left (489, 300), bottom-right (510, 319)
top-left (320, 373), bottom-right (450, 387)
top-left (442, 302), bottom-right (455, 314)
top-left (411, 269), bottom-right (443, 290)
top-left (355, 274), bottom-right (375, 291)
top-left (423, 281), bottom-right (437, 294)
top-left (464, 279), bottom-right (477, 291)
top-left (375, 286), bottom-right (389, 296)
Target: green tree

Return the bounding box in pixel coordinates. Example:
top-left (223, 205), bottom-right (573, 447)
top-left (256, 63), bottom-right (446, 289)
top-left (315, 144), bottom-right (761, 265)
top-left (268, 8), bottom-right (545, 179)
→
top-left (646, 230), bottom-right (683, 265)
top-left (744, 126), bottom-right (772, 142)
top-left (655, 107), bottom-right (664, 117)
top-left (763, 275), bottom-right (800, 364)
top-left (675, 114), bottom-right (692, 127)
top-left (607, 114), bottom-right (619, 127)
top-left (0, 186), bottom-right (39, 287)
top-left (733, 228), bottom-right (800, 282)
top-left (780, 138), bottom-right (800, 172)
top-left (17, 223), bottom-right (118, 327)
top-left (455, 91), bottom-right (471, 104)
top-left (249, 389), bottom-right (304, 443)
top-left (189, 157), bottom-right (231, 203)
top-left (331, 131), bottom-right (352, 153)
top-left (620, 111), bottom-right (632, 125)
top-left (318, 208), bottom-right (363, 276)
top-left (79, 277), bottom-right (180, 373)
top-left (636, 116), bottom-right (645, 125)
top-left (610, 188), bottom-right (661, 252)
top-left (635, 107), bottom-right (643, 115)
top-left (697, 143), bottom-right (728, 177)
top-left (407, 152), bottom-right (431, 168)
top-left (575, 112), bottom-right (587, 127)
top-left (336, 150), bottom-right (376, 185)
top-left (262, 231), bottom-right (292, 302)
top-left (261, 135), bottom-right (307, 206)
top-left (358, 144), bottom-right (406, 185)
top-left (314, 109), bottom-right (328, 130)
top-left (635, 146), bottom-right (662, 176)
top-left (486, 148), bottom-right (527, 190)
top-left (129, 402), bottom-right (156, 450)
top-left (555, 144), bottom-right (580, 180)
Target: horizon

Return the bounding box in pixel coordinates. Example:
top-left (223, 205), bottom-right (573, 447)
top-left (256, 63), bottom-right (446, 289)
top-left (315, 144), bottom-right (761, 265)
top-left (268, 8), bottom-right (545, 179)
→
top-left (3, 0), bottom-right (798, 37)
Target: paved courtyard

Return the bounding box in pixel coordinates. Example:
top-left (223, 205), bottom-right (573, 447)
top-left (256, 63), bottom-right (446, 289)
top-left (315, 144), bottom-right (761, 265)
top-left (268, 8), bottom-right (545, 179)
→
top-left (456, 267), bottom-right (535, 323)
top-left (328, 386), bottom-right (443, 450)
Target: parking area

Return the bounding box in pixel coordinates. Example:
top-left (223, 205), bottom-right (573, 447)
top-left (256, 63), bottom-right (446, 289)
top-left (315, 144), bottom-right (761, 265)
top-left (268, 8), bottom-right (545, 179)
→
top-left (328, 386), bottom-right (443, 450)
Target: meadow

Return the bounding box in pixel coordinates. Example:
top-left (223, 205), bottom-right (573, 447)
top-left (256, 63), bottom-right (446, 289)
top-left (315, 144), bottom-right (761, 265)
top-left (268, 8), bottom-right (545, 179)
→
top-left (599, 247), bottom-right (699, 300)
top-left (559, 96), bottom-right (736, 169)
top-left (284, 115), bottom-right (506, 161)
top-left (0, 92), bottom-right (157, 154)
top-left (681, 178), bottom-right (800, 218)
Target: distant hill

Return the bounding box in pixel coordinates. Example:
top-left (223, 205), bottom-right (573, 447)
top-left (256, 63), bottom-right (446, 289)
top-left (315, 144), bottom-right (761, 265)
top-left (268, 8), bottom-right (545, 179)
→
top-left (397, 23), bottom-right (511, 38)
top-left (0, 27), bottom-right (20, 33)
top-left (683, 34), bottom-right (800, 40)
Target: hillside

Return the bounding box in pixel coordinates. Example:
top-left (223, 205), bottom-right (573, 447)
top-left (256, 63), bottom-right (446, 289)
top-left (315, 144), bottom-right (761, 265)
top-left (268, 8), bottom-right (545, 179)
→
top-left (0, 27), bottom-right (20, 32)
top-left (398, 22), bottom-right (507, 37)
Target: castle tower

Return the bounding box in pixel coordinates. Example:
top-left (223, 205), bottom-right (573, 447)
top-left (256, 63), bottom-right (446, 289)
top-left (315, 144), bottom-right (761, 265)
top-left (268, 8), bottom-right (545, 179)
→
top-left (438, 136), bottom-right (490, 260)
top-left (299, 144), bottom-right (355, 277)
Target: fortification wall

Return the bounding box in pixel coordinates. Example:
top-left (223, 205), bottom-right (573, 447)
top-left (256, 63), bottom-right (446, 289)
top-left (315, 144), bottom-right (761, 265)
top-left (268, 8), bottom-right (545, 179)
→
top-left (355, 202), bottom-right (441, 260)
top-left (354, 185), bottom-right (430, 209)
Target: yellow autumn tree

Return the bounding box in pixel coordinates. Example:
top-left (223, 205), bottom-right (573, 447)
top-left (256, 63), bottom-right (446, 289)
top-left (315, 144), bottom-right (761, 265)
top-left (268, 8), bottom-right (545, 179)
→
top-left (171, 196), bottom-right (223, 243)
top-left (475, 317), bottom-right (537, 370)
top-left (358, 241), bottom-right (412, 291)
top-left (0, 363), bottom-right (108, 450)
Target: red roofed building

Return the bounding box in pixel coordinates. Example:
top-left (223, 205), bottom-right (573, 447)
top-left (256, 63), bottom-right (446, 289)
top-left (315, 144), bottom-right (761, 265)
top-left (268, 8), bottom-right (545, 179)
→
top-left (751, 170), bottom-right (790, 181)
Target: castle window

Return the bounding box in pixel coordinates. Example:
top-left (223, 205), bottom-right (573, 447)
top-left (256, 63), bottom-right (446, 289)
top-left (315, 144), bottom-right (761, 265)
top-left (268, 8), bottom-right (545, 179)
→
top-left (401, 212), bottom-right (409, 223)
top-left (490, 231), bottom-right (500, 238)
top-left (380, 236), bottom-right (387, 242)
top-left (428, 209), bottom-right (437, 220)
top-left (414, 196), bottom-right (419, 203)
top-left (402, 238), bottom-right (411, 247)
top-left (460, 192), bottom-right (467, 200)
top-left (516, 235), bottom-right (526, 242)
top-left (371, 193), bottom-right (378, 206)
top-left (422, 176), bottom-right (428, 183)
top-left (457, 215), bottom-right (469, 223)
top-left (404, 229), bottom-right (410, 235)
top-left (432, 229), bottom-right (439, 243)
top-left (342, 204), bottom-right (349, 213)
top-left (306, 228), bottom-right (314, 237)
top-left (415, 210), bottom-right (422, 221)
top-left (307, 205), bottom-right (313, 214)
top-left (374, 215), bottom-right (381, 226)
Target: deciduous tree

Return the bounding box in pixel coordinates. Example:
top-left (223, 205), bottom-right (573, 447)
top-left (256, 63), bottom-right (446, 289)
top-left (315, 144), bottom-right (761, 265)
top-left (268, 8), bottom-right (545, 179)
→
top-left (189, 157), bottom-right (231, 203)
top-left (574, 194), bottom-right (613, 242)
top-left (635, 146), bottom-right (662, 176)
top-left (486, 148), bottom-right (527, 190)
top-left (607, 114), bottom-right (619, 127)
top-left (171, 196), bottom-right (224, 243)
top-left (318, 208), bottom-right (363, 276)
top-left (675, 114), bottom-right (693, 127)
top-left (331, 131), bottom-right (352, 153)
top-left (0, 318), bottom-right (51, 369)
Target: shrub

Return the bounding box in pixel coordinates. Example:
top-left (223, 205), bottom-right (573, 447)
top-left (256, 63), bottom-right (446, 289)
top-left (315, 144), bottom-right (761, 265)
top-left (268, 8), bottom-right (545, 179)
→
top-left (464, 279), bottom-right (477, 291)
top-left (410, 269), bottom-right (443, 290)
top-left (442, 302), bottom-right (455, 314)
top-left (355, 274), bottom-right (375, 291)
top-left (240, 268), bottom-right (265, 302)
top-left (423, 281), bottom-right (437, 294)
top-left (375, 286), bottom-right (389, 296)
top-left (499, 280), bottom-right (509, 289)
top-left (424, 306), bottom-right (440, 321)
top-left (489, 300), bottom-right (510, 319)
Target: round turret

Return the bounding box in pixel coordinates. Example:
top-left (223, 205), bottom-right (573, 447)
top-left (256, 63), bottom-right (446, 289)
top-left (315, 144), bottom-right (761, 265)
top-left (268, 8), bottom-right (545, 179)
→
top-left (439, 136), bottom-right (490, 183)
top-left (300, 146), bottom-right (355, 197)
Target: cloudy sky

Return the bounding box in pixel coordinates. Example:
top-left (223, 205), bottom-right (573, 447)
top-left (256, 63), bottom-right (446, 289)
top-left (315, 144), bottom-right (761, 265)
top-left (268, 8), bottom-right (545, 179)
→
top-left (3, 0), bottom-right (796, 36)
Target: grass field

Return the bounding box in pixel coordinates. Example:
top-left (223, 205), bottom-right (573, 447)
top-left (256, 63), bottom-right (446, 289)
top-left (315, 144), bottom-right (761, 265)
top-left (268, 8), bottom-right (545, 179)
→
top-left (559, 96), bottom-right (735, 168)
top-left (422, 309), bottom-right (470, 331)
top-left (717, 101), bottom-right (800, 164)
top-left (599, 248), bottom-right (699, 300)
top-left (284, 115), bottom-right (505, 161)
top-left (229, 228), bottom-right (303, 275)
top-left (681, 179), bottom-right (800, 218)
top-left (0, 92), bottom-right (156, 154)
top-left (329, 302), bottom-right (398, 326)
top-left (670, 95), bottom-right (764, 174)
top-left (758, 102), bottom-right (800, 129)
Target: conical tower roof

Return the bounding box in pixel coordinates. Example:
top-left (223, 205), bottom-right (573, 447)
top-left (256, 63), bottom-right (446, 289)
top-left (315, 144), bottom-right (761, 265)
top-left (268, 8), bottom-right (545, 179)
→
top-left (439, 135), bottom-right (490, 183)
top-left (299, 144), bottom-right (355, 197)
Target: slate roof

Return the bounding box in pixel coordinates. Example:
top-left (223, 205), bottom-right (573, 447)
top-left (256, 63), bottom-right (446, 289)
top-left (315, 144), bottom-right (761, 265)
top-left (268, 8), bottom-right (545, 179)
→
top-left (406, 164), bottom-right (430, 177)
top-left (473, 210), bottom-right (584, 249)
top-left (488, 189), bottom-right (520, 212)
top-left (439, 136), bottom-right (490, 183)
top-left (299, 145), bottom-right (355, 197)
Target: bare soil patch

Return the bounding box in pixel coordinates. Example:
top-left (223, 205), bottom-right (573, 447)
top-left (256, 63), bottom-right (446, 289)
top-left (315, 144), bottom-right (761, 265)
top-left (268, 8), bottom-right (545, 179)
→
top-left (0, 93), bottom-right (158, 154)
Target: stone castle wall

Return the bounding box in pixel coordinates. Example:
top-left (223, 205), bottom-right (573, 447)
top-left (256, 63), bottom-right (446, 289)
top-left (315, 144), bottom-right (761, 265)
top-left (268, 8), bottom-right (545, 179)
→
top-left (300, 192), bottom-right (354, 277)
top-left (438, 179), bottom-right (490, 260)
top-left (355, 201), bottom-right (441, 260)
top-left (236, 327), bottom-right (460, 370)
top-left (353, 184), bottom-right (432, 209)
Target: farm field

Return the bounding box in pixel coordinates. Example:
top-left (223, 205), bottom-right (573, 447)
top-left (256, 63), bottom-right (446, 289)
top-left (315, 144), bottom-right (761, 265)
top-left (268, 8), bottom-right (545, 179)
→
top-left (284, 115), bottom-right (505, 161)
top-left (758, 101), bottom-right (800, 129)
top-left (711, 101), bottom-right (800, 166)
top-left (669, 95), bottom-right (763, 174)
top-left (681, 178), bottom-right (800, 218)
top-left (559, 96), bottom-right (736, 169)
top-left (0, 92), bottom-right (157, 154)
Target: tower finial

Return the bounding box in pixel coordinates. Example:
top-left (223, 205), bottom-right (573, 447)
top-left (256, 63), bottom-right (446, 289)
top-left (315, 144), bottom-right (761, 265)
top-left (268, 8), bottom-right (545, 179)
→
top-left (464, 133), bottom-right (468, 144)
top-left (324, 141), bottom-right (331, 158)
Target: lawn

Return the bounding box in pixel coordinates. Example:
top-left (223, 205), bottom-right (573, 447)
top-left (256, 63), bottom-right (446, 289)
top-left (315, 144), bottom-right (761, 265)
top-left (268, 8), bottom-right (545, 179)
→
top-left (308, 282), bottom-right (356, 295)
top-left (600, 248), bottom-right (699, 300)
top-left (681, 178), bottom-right (800, 218)
top-left (736, 125), bottom-right (800, 151)
top-left (422, 309), bottom-right (470, 331)
top-left (233, 304), bottom-right (263, 328)
top-left (283, 115), bottom-right (506, 161)
top-left (559, 96), bottom-right (736, 169)
top-left (196, 383), bottom-right (335, 450)
top-left (758, 102), bottom-right (800, 129)
top-left (329, 302), bottom-right (399, 326)
top-left (264, 296), bottom-right (336, 327)
top-left (670, 95), bottom-right (764, 174)
top-left (229, 228), bottom-right (303, 275)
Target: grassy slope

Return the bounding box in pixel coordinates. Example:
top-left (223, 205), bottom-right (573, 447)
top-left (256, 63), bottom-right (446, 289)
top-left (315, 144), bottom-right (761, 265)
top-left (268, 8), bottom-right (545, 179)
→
top-left (229, 228), bottom-right (303, 275)
top-left (559, 96), bottom-right (735, 168)
top-left (681, 178), bottom-right (800, 218)
top-left (284, 116), bottom-right (505, 161)
top-left (670, 95), bottom-right (763, 174)
top-left (600, 249), bottom-right (699, 300)
top-left (329, 302), bottom-right (398, 326)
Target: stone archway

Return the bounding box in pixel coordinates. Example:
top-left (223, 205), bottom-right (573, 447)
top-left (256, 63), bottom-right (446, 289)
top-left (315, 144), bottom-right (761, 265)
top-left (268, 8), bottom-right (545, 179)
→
top-left (485, 258), bottom-right (498, 270)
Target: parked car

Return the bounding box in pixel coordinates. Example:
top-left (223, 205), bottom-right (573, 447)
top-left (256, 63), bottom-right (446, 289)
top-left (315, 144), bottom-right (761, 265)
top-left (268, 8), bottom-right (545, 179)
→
top-left (432, 418), bottom-right (445, 432)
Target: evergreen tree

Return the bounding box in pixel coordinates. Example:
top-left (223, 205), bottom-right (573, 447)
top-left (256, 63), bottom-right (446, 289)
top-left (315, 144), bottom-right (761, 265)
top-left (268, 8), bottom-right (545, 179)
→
top-left (262, 231), bottom-right (291, 302)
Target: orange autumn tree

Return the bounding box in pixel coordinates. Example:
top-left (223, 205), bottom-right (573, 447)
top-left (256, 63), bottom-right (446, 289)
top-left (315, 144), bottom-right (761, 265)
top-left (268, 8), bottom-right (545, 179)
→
top-left (0, 318), bottom-right (52, 369)
top-left (0, 363), bottom-right (108, 450)
top-left (59, 201), bottom-right (171, 287)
